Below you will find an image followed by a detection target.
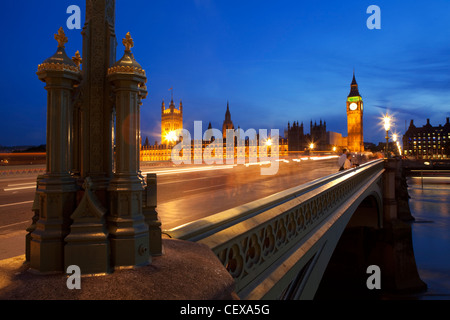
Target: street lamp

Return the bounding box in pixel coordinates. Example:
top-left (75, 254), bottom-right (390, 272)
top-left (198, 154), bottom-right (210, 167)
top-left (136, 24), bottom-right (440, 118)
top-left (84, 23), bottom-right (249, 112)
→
top-left (392, 133), bottom-right (397, 143)
top-left (392, 133), bottom-right (398, 156)
top-left (383, 114), bottom-right (391, 158)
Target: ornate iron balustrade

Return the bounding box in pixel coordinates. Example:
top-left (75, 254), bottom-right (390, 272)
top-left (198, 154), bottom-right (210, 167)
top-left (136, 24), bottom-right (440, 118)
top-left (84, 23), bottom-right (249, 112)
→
top-left (170, 159), bottom-right (384, 297)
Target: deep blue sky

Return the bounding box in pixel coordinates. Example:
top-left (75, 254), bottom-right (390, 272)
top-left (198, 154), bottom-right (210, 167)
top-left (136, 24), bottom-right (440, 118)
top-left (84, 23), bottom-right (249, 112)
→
top-left (1, 0), bottom-right (450, 146)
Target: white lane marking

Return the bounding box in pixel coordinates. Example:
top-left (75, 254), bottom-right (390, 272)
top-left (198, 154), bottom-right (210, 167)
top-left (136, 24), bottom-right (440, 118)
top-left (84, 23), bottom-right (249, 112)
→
top-left (182, 183), bottom-right (227, 193)
top-left (3, 186), bottom-right (36, 192)
top-left (0, 200), bottom-right (34, 208)
top-left (0, 221), bottom-right (29, 230)
top-left (7, 182), bottom-right (36, 187)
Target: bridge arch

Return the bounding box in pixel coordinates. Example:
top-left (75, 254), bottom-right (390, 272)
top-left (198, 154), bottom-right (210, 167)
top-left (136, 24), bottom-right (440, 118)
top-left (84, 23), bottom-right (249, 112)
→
top-left (279, 174), bottom-right (385, 300)
top-left (314, 185), bottom-right (386, 299)
top-left (346, 189), bottom-right (383, 229)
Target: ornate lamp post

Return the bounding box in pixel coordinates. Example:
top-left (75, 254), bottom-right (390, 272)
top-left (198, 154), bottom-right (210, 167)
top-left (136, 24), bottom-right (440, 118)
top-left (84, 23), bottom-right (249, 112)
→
top-left (31, 27), bottom-right (82, 273)
top-left (106, 32), bottom-right (150, 268)
top-left (31, 1), bottom-right (161, 275)
top-left (392, 133), bottom-right (398, 156)
top-left (384, 114), bottom-right (391, 158)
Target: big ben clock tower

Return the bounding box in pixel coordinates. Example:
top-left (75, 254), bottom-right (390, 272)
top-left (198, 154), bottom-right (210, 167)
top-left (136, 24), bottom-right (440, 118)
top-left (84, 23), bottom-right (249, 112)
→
top-left (346, 72), bottom-right (364, 152)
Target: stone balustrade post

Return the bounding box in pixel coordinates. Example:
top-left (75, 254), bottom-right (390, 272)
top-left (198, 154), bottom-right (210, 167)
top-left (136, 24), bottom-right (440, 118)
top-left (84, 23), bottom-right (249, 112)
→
top-left (383, 158), bottom-right (399, 224)
top-left (143, 173), bottom-right (162, 256)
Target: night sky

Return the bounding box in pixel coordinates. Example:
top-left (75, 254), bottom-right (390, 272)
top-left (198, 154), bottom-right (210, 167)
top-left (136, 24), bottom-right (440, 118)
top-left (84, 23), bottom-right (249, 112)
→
top-left (1, 0), bottom-right (450, 147)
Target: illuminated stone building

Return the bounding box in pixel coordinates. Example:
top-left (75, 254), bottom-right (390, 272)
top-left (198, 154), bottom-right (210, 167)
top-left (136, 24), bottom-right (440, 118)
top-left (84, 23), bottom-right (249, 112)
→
top-left (141, 138), bottom-right (288, 162)
top-left (310, 120), bottom-right (327, 150)
top-left (141, 99), bottom-right (290, 162)
top-left (161, 99), bottom-right (183, 144)
top-left (287, 121), bottom-right (305, 152)
top-left (346, 72), bottom-right (364, 152)
top-left (222, 101), bottom-right (234, 139)
top-left (403, 118), bottom-right (450, 159)
top-left (287, 120), bottom-right (344, 152)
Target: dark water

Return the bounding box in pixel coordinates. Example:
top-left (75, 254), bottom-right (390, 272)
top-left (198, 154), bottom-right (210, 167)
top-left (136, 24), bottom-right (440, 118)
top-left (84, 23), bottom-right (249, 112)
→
top-left (407, 175), bottom-right (450, 300)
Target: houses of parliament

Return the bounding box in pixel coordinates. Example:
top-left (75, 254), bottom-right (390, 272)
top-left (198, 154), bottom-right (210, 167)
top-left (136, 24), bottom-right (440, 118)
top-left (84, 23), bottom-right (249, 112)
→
top-left (286, 72), bottom-right (364, 153)
top-left (141, 73), bottom-right (365, 161)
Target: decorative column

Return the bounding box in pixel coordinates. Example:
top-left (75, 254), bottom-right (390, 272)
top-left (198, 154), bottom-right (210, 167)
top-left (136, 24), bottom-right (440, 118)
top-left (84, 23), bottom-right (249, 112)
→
top-left (32, 27), bottom-right (82, 273)
top-left (78, 0), bottom-right (117, 202)
top-left (383, 158), bottom-right (398, 224)
top-left (143, 174), bottom-right (162, 256)
top-left (25, 174), bottom-right (44, 262)
top-left (64, 177), bottom-right (109, 274)
top-left (107, 33), bottom-right (150, 268)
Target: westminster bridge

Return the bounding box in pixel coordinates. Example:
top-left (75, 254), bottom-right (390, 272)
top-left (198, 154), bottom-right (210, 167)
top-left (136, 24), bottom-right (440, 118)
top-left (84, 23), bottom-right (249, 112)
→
top-left (165, 157), bottom-right (425, 299)
top-left (0, 0), bottom-right (426, 300)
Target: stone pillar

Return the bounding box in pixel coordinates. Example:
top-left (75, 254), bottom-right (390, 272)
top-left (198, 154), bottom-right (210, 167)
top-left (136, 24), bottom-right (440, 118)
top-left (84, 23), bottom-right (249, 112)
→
top-left (31, 28), bottom-right (82, 273)
top-left (64, 177), bottom-right (110, 274)
top-left (25, 175), bottom-right (44, 262)
top-left (395, 158), bottom-right (415, 221)
top-left (383, 158), bottom-right (398, 224)
top-left (79, 0), bottom-right (116, 201)
top-left (107, 33), bottom-right (150, 268)
top-left (143, 174), bottom-right (162, 256)
top-left (71, 51), bottom-right (82, 177)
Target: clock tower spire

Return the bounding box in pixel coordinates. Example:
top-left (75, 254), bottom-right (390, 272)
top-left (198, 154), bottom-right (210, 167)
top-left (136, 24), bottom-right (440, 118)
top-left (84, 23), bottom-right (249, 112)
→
top-left (346, 71), bottom-right (364, 152)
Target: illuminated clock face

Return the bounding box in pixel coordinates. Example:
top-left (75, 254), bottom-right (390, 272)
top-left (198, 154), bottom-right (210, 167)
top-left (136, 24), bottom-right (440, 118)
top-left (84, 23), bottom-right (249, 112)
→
top-left (349, 103), bottom-right (358, 111)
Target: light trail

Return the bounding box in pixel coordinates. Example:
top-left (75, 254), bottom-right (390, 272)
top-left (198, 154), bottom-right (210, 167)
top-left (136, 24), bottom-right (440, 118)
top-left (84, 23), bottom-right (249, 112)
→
top-left (310, 156), bottom-right (339, 161)
top-left (182, 183), bottom-right (228, 193)
top-left (142, 164), bottom-right (236, 176)
top-left (411, 177), bottom-right (450, 180)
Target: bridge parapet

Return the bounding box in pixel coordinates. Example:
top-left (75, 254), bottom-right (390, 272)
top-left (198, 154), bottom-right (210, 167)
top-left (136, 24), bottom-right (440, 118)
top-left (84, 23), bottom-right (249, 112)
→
top-left (168, 159), bottom-right (385, 299)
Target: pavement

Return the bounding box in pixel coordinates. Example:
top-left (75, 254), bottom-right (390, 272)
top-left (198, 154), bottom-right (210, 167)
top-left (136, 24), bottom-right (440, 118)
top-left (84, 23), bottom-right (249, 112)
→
top-left (0, 238), bottom-right (237, 300)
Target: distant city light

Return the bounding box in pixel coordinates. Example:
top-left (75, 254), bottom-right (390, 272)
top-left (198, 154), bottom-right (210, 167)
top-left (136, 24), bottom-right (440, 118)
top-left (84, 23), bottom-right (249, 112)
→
top-left (383, 115), bottom-right (391, 132)
top-left (382, 113), bottom-right (393, 158)
top-left (165, 131), bottom-right (178, 143)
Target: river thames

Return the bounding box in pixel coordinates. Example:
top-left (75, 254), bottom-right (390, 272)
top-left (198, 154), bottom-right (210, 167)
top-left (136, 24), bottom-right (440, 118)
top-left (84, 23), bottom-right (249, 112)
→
top-left (407, 174), bottom-right (450, 300)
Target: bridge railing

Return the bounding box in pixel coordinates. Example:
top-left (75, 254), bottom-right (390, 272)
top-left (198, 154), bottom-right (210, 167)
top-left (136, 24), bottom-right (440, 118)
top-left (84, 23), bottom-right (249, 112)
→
top-left (166, 159), bottom-right (385, 298)
top-left (166, 159), bottom-right (383, 242)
